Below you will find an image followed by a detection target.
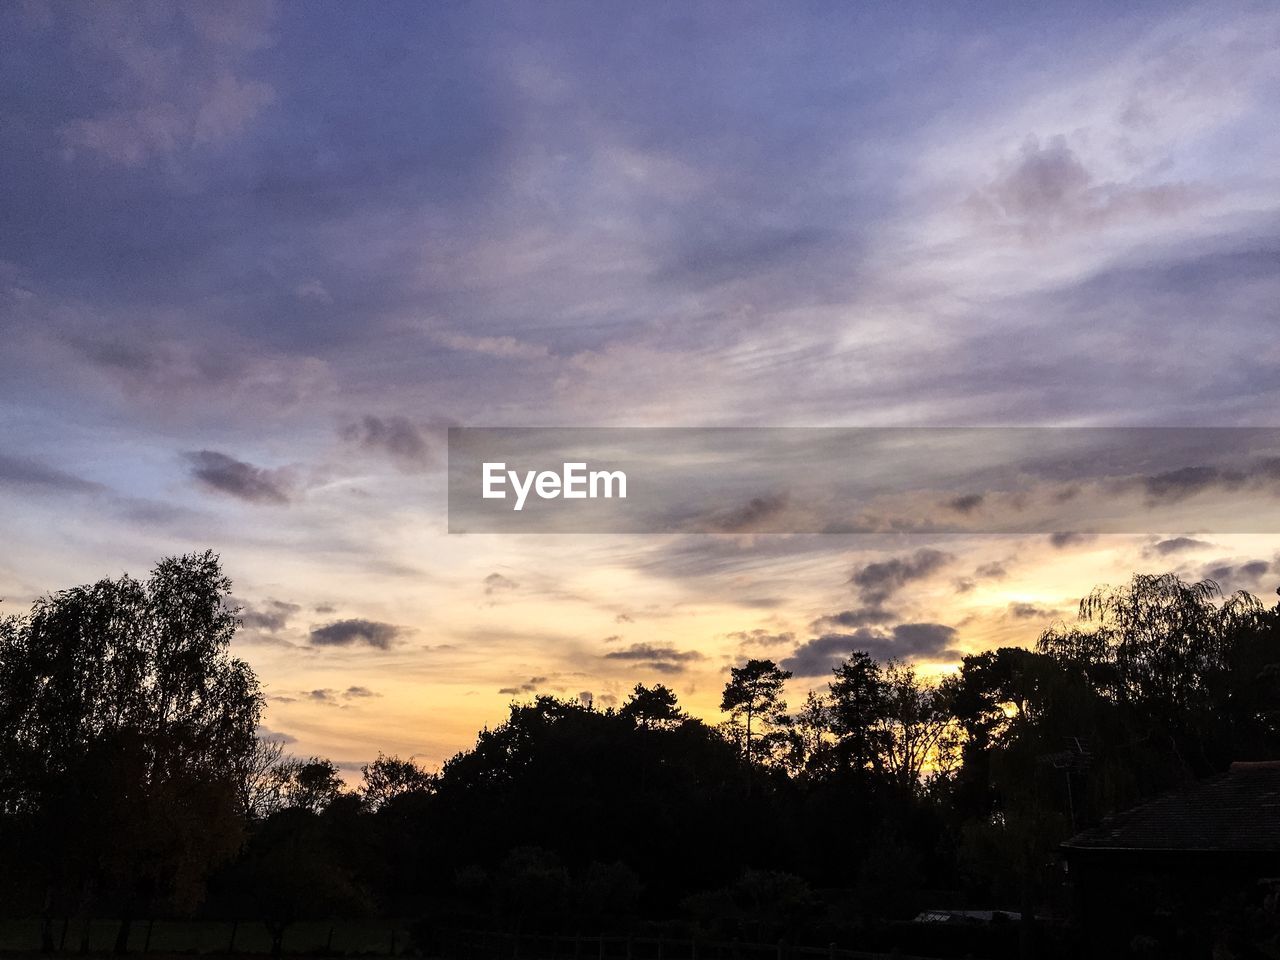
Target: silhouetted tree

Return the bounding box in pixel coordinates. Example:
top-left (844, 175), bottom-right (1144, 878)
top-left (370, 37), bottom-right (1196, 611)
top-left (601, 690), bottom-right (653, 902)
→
top-left (226, 803), bottom-right (373, 957)
top-left (788, 690), bottom-right (834, 775)
top-left (278, 757), bottom-right (347, 814)
top-left (619, 683), bottom-right (684, 728)
top-left (361, 753), bottom-right (435, 810)
top-left (6, 557), bottom-right (1278, 956)
top-left (235, 737), bottom-right (290, 820)
top-left (827, 650), bottom-right (891, 773)
top-left (1039, 572), bottom-right (1280, 782)
top-left (427, 695), bottom-right (755, 909)
top-left (0, 552), bottom-right (262, 952)
top-left (827, 654), bottom-right (952, 793)
top-left (721, 659), bottom-right (791, 769)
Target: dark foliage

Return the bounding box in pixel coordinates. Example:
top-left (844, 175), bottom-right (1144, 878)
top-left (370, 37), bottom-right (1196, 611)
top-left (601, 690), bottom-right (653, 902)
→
top-left (4, 561), bottom-right (1280, 958)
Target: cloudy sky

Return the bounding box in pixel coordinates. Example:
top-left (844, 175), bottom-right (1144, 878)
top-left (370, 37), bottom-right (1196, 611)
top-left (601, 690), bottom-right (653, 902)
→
top-left (2, 1), bottom-right (1279, 773)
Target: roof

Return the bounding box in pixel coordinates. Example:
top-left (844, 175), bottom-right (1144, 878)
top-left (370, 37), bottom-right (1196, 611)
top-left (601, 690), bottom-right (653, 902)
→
top-left (1063, 761), bottom-right (1280, 854)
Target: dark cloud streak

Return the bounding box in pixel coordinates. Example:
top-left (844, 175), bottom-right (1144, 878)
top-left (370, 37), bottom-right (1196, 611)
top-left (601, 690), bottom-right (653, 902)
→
top-left (185, 450), bottom-right (291, 505)
top-left (309, 618), bottom-right (401, 650)
top-left (849, 549), bottom-right (953, 607)
top-left (783, 622), bottom-right (961, 677)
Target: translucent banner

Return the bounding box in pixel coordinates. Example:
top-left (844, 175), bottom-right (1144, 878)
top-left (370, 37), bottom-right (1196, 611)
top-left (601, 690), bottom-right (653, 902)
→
top-left (447, 427), bottom-right (1280, 534)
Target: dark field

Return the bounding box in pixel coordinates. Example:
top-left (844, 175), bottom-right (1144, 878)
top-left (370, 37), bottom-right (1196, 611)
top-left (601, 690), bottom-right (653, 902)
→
top-left (0, 922), bottom-right (410, 957)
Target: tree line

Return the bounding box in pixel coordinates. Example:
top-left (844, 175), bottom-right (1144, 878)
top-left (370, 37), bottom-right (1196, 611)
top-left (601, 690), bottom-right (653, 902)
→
top-left (1, 553), bottom-right (1278, 956)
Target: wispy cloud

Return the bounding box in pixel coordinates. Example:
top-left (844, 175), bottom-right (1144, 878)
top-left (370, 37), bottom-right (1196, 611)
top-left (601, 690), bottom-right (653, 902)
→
top-left (604, 643), bottom-right (705, 674)
top-left (783, 622), bottom-right (962, 677)
top-left (309, 619), bottom-right (402, 650)
top-left (0, 454), bottom-right (102, 494)
top-left (185, 450), bottom-right (292, 505)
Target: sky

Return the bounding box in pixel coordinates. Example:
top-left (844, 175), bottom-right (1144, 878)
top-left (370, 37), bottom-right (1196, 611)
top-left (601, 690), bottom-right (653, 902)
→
top-left (2, 0), bottom-right (1279, 774)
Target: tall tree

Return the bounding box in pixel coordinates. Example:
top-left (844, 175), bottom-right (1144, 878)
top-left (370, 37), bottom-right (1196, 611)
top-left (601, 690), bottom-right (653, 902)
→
top-left (1038, 572), bottom-right (1278, 776)
top-left (619, 683), bottom-right (684, 729)
top-left (278, 758), bottom-right (347, 814)
top-left (361, 753), bottom-right (435, 810)
top-left (721, 659), bottom-right (792, 769)
top-left (0, 552), bottom-right (263, 952)
top-left (789, 690), bottom-right (835, 775)
top-left (828, 654), bottom-right (952, 793)
top-left (827, 651), bottom-right (890, 773)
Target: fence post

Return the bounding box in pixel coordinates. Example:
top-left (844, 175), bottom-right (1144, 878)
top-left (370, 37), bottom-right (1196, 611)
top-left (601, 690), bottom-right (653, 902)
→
top-left (776, 940), bottom-right (784, 960)
top-left (228, 920), bottom-right (239, 955)
top-left (143, 919), bottom-right (154, 954)
top-left (575, 932), bottom-right (582, 960)
top-left (657, 937), bottom-right (664, 960)
top-left (598, 936), bottom-right (605, 960)
top-left (827, 943), bottom-right (835, 960)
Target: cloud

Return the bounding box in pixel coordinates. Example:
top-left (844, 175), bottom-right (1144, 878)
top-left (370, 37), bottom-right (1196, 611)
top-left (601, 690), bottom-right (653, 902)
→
top-left (727, 629), bottom-right (795, 647)
top-left (977, 136), bottom-right (1090, 223)
top-left (947, 493), bottom-right (985, 514)
top-left (1202, 559), bottom-right (1271, 590)
top-left (484, 572), bottom-right (518, 595)
top-left (782, 622), bottom-right (962, 677)
top-left (238, 598), bottom-right (301, 632)
top-left (603, 643), bottom-right (704, 662)
top-left (499, 676), bottom-right (548, 696)
top-left (604, 642), bottom-right (705, 674)
top-left (5, 2), bottom-right (1280, 770)
top-left (301, 686), bottom-right (378, 705)
top-left (809, 607), bottom-right (897, 631)
top-left (435, 330), bottom-right (550, 361)
top-left (51, 322), bottom-right (331, 413)
top-left (1143, 466), bottom-right (1246, 505)
top-left (340, 415), bottom-right (434, 469)
top-left (968, 135), bottom-right (1202, 239)
top-left (64, 90), bottom-right (272, 166)
top-left (55, 3), bottom-right (277, 166)
top-left (849, 549), bottom-right (953, 607)
top-left (892, 622), bottom-right (962, 655)
top-left (295, 280), bottom-right (333, 304)
top-left (255, 724), bottom-right (297, 745)
top-left (1007, 602), bottom-right (1055, 620)
top-left (1049, 532), bottom-right (1096, 549)
top-left (0, 454), bottom-right (102, 493)
top-left (1149, 536), bottom-right (1213, 556)
top-left (953, 559), bottom-right (1009, 593)
top-left (185, 450), bottom-right (291, 504)
top-left (697, 493), bottom-right (790, 533)
top-left (309, 618), bottom-right (401, 650)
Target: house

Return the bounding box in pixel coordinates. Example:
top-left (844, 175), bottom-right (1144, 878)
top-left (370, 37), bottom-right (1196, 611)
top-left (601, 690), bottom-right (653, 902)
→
top-left (1062, 761), bottom-right (1280, 957)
